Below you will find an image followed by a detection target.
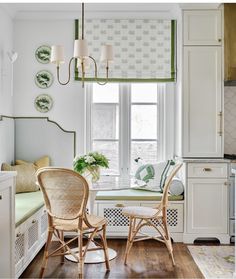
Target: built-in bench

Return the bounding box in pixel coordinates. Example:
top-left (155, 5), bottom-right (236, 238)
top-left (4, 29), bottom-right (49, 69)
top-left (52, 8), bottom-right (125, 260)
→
top-left (95, 189), bottom-right (184, 242)
top-left (15, 191), bottom-right (47, 278)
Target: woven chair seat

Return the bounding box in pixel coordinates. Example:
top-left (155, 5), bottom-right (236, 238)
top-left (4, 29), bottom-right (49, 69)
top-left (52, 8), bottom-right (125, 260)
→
top-left (122, 206), bottom-right (161, 219)
top-left (53, 214), bottom-right (107, 231)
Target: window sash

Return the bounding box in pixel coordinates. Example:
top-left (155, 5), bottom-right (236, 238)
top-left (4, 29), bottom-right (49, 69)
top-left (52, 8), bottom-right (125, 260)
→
top-left (86, 83), bottom-right (173, 177)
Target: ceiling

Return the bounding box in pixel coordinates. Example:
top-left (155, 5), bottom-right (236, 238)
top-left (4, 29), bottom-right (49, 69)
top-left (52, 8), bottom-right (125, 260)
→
top-left (0, 3), bottom-right (221, 20)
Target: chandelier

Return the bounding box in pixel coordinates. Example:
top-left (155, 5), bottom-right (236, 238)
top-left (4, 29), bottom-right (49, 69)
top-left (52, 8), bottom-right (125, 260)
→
top-left (50, 3), bottom-right (114, 87)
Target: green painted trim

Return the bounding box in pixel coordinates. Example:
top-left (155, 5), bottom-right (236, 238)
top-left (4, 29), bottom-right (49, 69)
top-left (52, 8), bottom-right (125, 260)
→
top-left (74, 19), bottom-right (79, 80)
top-left (74, 19), bottom-right (176, 83)
top-left (0, 115), bottom-right (77, 157)
top-left (171, 20), bottom-right (177, 81)
top-left (74, 77), bottom-right (175, 83)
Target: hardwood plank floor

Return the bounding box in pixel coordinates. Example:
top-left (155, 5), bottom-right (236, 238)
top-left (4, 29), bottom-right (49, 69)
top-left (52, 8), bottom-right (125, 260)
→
top-left (21, 239), bottom-right (204, 279)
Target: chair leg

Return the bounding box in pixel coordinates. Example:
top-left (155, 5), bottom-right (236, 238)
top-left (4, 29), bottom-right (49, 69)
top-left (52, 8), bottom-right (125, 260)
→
top-left (60, 231), bottom-right (65, 264)
top-left (40, 230), bottom-right (53, 278)
top-left (124, 217), bottom-right (134, 265)
top-left (163, 217), bottom-right (175, 266)
top-left (101, 224), bottom-right (110, 271)
top-left (78, 230), bottom-right (84, 278)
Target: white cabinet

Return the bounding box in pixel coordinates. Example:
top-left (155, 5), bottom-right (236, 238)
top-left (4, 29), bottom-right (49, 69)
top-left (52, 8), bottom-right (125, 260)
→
top-left (177, 9), bottom-right (224, 158)
top-left (187, 178), bottom-right (228, 234)
top-left (0, 172), bottom-right (16, 278)
top-left (183, 46), bottom-right (223, 157)
top-left (183, 162), bottom-right (229, 244)
top-left (183, 10), bottom-right (222, 45)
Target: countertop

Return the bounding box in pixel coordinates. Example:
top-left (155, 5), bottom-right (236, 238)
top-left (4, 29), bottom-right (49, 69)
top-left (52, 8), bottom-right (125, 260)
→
top-left (0, 171), bottom-right (17, 183)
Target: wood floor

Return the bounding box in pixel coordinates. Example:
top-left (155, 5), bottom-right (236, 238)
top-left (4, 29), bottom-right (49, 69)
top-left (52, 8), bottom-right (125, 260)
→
top-left (20, 239), bottom-right (204, 279)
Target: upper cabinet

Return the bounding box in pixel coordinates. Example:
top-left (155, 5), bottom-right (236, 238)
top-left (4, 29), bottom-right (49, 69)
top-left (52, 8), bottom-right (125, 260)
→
top-left (183, 46), bottom-right (223, 157)
top-left (177, 9), bottom-right (224, 158)
top-left (183, 10), bottom-right (222, 46)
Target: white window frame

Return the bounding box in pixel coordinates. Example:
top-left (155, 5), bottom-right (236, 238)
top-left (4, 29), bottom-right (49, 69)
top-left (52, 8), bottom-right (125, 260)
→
top-left (85, 83), bottom-right (175, 177)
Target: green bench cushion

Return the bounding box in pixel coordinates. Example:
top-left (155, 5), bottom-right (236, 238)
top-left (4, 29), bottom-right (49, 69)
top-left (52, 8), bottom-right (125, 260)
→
top-left (96, 189), bottom-right (184, 201)
top-left (15, 191), bottom-right (45, 227)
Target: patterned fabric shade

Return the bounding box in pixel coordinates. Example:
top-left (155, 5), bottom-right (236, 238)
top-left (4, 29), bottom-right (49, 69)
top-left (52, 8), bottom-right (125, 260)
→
top-left (75, 19), bottom-right (176, 82)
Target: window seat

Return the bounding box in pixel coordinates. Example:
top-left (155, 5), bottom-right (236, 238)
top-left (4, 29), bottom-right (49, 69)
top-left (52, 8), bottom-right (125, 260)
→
top-left (15, 191), bottom-right (44, 227)
top-left (96, 189), bottom-right (184, 201)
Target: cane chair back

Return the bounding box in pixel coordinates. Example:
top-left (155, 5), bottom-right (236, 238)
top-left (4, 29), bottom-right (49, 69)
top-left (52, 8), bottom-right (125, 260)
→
top-left (37, 168), bottom-right (89, 220)
top-left (159, 163), bottom-right (183, 210)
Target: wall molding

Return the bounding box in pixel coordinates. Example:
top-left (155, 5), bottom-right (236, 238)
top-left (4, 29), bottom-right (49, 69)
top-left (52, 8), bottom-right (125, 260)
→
top-left (0, 115), bottom-right (77, 157)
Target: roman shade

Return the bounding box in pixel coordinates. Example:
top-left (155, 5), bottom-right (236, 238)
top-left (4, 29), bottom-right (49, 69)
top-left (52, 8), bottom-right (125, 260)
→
top-left (74, 19), bottom-right (176, 82)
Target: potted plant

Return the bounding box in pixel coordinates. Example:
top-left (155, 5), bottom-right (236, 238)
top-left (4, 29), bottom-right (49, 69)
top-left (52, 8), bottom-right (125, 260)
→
top-left (73, 152), bottom-right (109, 183)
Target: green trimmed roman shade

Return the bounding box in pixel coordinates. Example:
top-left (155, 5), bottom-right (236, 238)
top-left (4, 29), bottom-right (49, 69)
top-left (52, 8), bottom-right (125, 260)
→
top-left (74, 19), bottom-right (176, 82)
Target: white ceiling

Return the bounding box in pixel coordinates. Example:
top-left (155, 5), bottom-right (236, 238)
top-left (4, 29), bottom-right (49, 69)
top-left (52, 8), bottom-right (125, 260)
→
top-left (0, 3), bottom-right (221, 20)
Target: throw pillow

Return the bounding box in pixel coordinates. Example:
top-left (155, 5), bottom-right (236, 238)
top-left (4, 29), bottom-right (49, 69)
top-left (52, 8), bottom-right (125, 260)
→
top-left (15, 155), bottom-right (50, 170)
top-left (134, 164), bottom-right (155, 182)
top-left (1, 163), bottom-right (39, 193)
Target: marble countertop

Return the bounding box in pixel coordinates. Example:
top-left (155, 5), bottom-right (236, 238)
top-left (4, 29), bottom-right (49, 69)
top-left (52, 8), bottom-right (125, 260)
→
top-left (179, 158), bottom-right (231, 163)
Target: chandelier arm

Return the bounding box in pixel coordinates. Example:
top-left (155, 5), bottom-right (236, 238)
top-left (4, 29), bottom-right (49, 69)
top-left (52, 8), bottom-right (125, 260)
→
top-left (56, 57), bottom-right (74, 85)
top-left (88, 55), bottom-right (109, 86)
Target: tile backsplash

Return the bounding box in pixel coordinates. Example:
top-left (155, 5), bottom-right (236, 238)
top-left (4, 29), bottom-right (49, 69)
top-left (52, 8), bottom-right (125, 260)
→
top-left (224, 86), bottom-right (236, 154)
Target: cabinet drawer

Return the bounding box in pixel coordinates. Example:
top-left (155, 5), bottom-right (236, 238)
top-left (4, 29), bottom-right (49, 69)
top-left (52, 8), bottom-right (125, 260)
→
top-left (188, 163), bottom-right (228, 178)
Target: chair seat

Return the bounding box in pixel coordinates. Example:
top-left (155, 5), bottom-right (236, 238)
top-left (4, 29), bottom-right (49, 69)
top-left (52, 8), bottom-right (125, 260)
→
top-left (53, 214), bottom-right (106, 231)
top-left (122, 206), bottom-right (161, 219)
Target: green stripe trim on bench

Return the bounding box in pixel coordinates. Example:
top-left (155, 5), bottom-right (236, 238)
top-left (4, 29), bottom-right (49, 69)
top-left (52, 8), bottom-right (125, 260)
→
top-left (15, 191), bottom-right (45, 227)
top-left (95, 189), bottom-right (184, 201)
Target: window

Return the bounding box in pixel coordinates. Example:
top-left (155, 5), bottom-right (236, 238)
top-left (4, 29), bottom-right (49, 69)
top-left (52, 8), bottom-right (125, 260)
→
top-left (86, 83), bottom-right (174, 176)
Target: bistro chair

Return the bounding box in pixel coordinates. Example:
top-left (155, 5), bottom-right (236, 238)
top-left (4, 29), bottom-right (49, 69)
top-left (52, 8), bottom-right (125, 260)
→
top-left (36, 167), bottom-right (110, 278)
top-left (122, 163), bottom-right (183, 265)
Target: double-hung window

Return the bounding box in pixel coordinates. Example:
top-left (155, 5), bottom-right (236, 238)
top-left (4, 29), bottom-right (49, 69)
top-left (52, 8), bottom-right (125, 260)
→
top-left (86, 83), bottom-right (173, 176)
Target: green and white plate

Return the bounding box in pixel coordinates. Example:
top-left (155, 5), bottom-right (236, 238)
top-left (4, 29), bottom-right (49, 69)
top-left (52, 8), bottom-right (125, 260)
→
top-left (35, 45), bottom-right (51, 64)
top-left (35, 70), bottom-right (53, 89)
top-left (34, 94), bottom-right (53, 113)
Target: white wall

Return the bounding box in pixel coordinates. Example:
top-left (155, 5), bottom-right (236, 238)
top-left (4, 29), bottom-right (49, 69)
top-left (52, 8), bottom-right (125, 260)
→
top-left (13, 19), bottom-right (85, 155)
top-left (0, 7), bottom-right (14, 115)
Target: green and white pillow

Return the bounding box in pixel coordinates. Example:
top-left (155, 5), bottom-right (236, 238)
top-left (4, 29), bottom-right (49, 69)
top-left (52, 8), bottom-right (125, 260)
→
top-left (134, 160), bottom-right (175, 192)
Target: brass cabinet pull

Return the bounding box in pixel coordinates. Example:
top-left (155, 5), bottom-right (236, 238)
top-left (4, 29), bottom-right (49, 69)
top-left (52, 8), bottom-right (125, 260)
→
top-left (32, 219), bottom-right (37, 224)
top-left (16, 232), bottom-right (21, 238)
top-left (218, 38), bottom-right (222, 42)
top-left (224, 181), bottom-right (230, 186)
top-left (115, 204), bottom-right (125, 208)
top-left (203, 168), bottom-right (212, 172)
top-left (218, 111), bottom-right (223, 136)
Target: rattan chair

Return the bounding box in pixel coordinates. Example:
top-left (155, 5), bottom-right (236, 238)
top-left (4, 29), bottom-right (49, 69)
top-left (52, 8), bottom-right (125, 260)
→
top-left (122, 163), bottom-right (183, 266)
top-left (36, 167), bottom-right (110, 278)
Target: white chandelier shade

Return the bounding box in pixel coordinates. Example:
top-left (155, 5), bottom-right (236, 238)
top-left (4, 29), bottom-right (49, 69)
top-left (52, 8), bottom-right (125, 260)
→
top-left (50, 45), bottom-right (65, 66)
top-left (73, 39), bottom-right (89, 59)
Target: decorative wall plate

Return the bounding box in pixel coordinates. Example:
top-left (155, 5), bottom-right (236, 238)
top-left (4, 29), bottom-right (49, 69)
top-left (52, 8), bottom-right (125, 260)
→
top-left (35, 45), bottom-right (51, 64)
top-left (34, 94), bottom-right (53, 113)
top-left (35, 70), bottom-right (53, 89)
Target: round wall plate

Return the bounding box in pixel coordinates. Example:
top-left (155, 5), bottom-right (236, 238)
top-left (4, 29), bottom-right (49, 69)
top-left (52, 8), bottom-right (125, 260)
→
top-left (34, 94), bottom-right (53, 113)
top-left (35, 70), bottom-right (53, 89)
top-left (35, 45), bottom-right (51, 64)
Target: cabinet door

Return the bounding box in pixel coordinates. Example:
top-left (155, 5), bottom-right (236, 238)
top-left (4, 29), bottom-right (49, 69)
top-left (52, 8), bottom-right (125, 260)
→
top-left (187, 178), bottom-right (228, 234)
top-left (183, 46), bottom-right (222, 157)
top-left (184, 10), bottom-right (222, 45)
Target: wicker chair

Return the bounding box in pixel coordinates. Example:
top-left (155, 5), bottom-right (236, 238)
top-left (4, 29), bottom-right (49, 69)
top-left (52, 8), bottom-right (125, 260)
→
top-left (36, 167), bottom-right (110, 278)
top-left (122, 163), bottom-right (183, 265)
